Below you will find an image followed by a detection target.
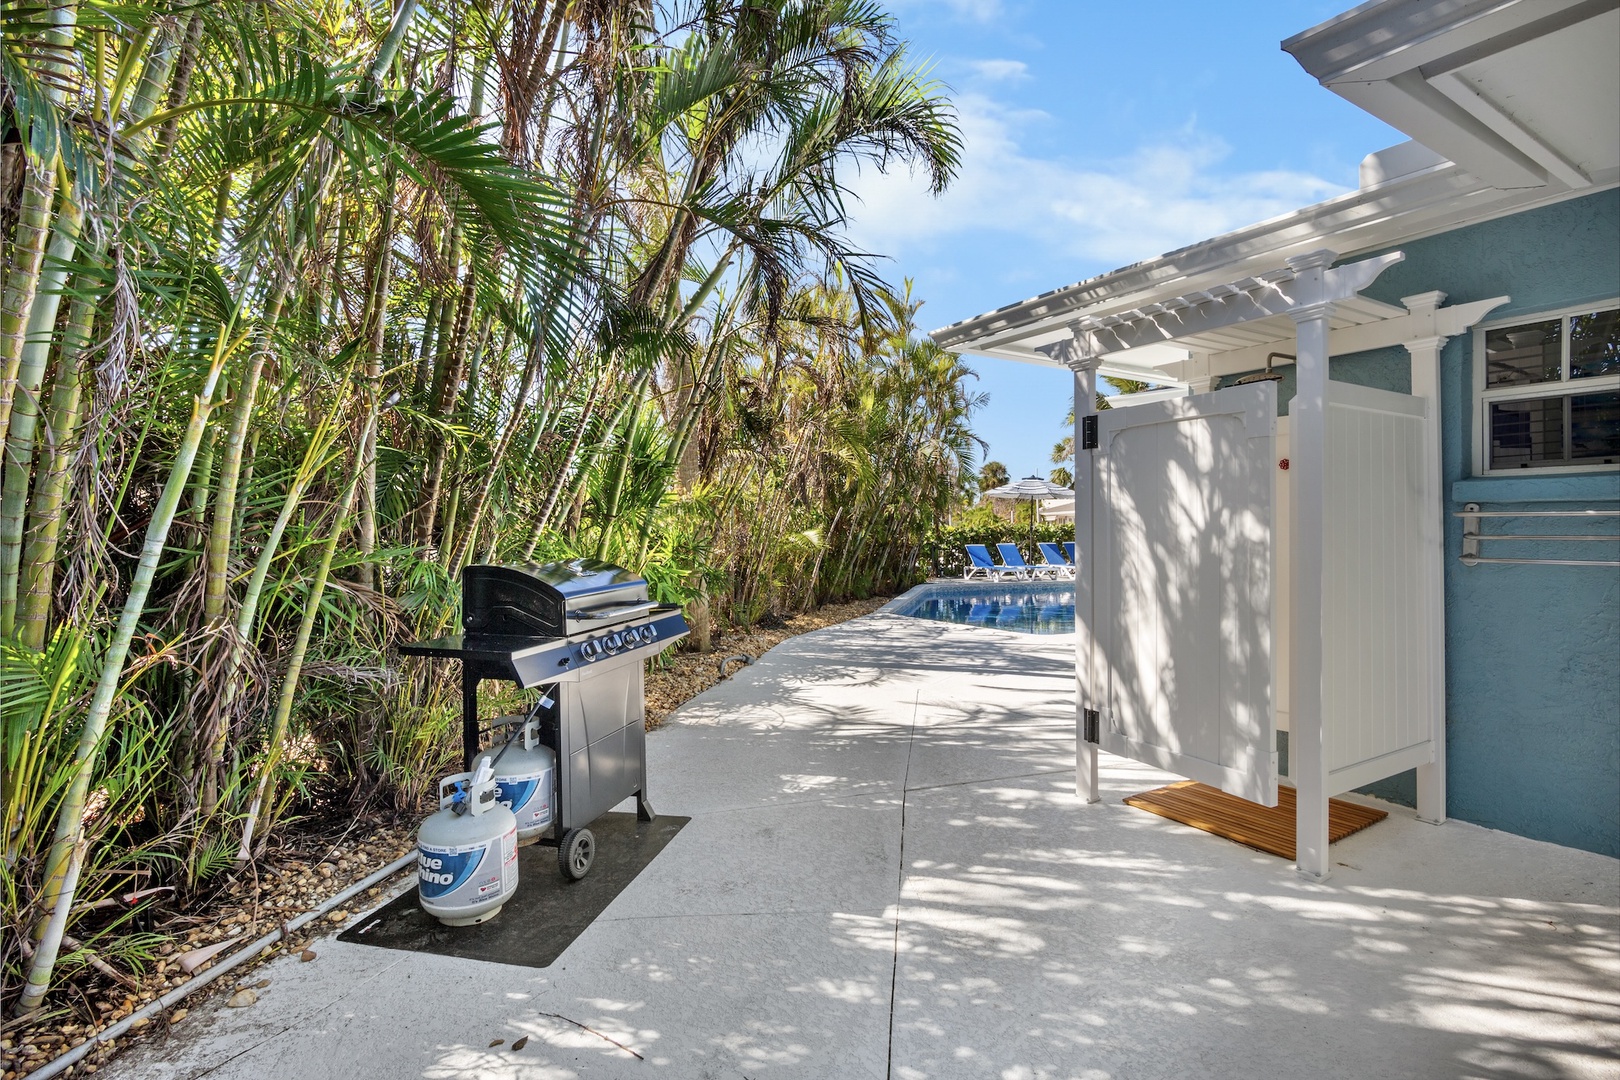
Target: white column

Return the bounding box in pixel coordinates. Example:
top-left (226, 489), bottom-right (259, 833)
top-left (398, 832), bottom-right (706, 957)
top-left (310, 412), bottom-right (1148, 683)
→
top-left (1403, 320), bottom-right (1450, 825)
top-left (1071, 357), bottom-right (1102, 803)
top-left (1287, 253), bottom-right (1335, 882)
top-left (1183, 353), bottom-right (1218, 395)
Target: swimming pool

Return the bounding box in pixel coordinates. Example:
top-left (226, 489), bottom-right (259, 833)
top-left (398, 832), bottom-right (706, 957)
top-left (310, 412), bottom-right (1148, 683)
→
top-left (882, 581), bottom-right (1076, 635)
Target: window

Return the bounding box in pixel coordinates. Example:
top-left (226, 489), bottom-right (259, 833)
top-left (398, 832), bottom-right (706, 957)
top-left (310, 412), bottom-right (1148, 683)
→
top-left (1474, 302), bottom-right (1620, 475)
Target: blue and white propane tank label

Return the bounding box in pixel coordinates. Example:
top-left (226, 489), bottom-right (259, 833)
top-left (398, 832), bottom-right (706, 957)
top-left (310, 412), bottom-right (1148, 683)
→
top-left (494, 772), bottom-right (553, 832)
top-left (418, 826), bottom-right (517, 903)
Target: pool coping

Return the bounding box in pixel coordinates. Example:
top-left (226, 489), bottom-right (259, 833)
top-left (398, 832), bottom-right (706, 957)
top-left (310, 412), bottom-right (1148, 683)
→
top-left (879, 578), bottom-right (1078, 612)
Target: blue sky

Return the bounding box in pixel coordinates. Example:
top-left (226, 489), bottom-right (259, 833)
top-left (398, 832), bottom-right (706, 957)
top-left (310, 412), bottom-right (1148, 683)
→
top-left (841, 0), bottom-right (1406, 479)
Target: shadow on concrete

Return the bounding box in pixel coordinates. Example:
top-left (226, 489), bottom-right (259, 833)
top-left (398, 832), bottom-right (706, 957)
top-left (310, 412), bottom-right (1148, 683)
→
top-left (881, 769), bottom-right (1620, 1079)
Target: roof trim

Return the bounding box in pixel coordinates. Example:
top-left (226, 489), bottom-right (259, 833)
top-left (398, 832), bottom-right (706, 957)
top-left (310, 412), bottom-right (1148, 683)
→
top-left (1281, 0), bottom-right (1611, 86)
top-left (1281, 0), bottom-right (1524, 84)
top-left (931, 158), bottom-right (1613, 354)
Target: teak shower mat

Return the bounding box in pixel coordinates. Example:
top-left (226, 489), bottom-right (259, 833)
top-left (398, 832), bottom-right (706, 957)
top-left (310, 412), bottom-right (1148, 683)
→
top-left (1124, 781), bottom-right (1387, 860)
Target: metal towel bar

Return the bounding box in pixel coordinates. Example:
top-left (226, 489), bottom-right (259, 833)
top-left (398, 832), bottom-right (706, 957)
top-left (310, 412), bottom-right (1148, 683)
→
top-left (1457, 503), bottom-right (1620, 567)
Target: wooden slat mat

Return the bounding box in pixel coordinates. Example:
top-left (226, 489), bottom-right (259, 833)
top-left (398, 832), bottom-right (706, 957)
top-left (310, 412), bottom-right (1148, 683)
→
top-left (1123, 781), bottom-right (1387, 860)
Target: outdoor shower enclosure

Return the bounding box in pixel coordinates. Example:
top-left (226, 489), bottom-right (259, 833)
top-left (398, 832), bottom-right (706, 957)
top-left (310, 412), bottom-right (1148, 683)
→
top-left (1048, 251), bottom-right (1495, 880)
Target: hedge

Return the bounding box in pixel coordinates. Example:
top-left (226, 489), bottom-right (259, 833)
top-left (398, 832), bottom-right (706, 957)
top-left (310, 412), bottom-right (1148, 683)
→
top-left (921, 521), bottom-right (1076, 578)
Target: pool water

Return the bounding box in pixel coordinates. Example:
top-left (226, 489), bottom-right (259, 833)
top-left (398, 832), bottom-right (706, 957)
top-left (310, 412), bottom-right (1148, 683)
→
top-left (886, 583), bottom-right (1076, 634)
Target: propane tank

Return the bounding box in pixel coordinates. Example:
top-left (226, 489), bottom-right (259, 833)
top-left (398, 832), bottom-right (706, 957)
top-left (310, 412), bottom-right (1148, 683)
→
top-left (491, 716), bottom-right (556, 846)
top-left (417, 756), bottom-right (518, 926)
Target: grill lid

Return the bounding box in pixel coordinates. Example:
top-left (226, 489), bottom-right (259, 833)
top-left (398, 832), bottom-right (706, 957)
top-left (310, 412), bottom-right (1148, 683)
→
top-left (462, 560), bottom-right (649, 638)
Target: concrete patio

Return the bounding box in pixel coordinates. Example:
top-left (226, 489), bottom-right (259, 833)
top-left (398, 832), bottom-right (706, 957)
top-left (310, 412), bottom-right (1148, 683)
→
top-left (109, 613), bottom-right (1619, 1080)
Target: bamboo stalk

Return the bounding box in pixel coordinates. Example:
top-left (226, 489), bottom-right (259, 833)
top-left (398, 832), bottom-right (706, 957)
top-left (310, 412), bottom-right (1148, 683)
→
top-left (0, 165), bottom-right (61, 446)
top-left (357, 169), bottom-right (397, 590)
top-left (517, 360), bottom-right (617, 560)
top-left (200, 247), bottom-right (297, 626)
top-left (0, 197), bottom-right (84, 639)
top-left (418, 234), bottom-right (474, 550)
top-left (236, 408), bottom-right (373, 860)
top-left (15, 322), bottom-right (247, 1018)
top-left (153, 14), bottom-right (203, 163)
top-left (0, 0), bottom-right (78, 442)
top-left (198, 375), bottom-right (355, 815)
top-left (202, 0), bottom-right (420, 618)
top-left (367, 0), bottom-right (420, 89)
top-left (15, 293), bottom-right (96, 651)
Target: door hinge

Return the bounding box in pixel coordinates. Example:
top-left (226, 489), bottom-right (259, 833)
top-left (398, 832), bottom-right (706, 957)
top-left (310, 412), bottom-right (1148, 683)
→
top-left (1081, 414), bottom-right (1099, 450)
top-left (1082, 708), bottom-right (1100, 744)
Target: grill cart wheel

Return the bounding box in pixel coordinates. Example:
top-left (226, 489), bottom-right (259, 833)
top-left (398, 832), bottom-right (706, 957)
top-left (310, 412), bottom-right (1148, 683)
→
top-left (559, 827), bottom-right (595, 880)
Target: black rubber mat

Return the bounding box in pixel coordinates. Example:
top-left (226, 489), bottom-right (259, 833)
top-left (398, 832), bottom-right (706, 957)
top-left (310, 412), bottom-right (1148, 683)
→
top-left (340, 812), bottom-right (688, 968)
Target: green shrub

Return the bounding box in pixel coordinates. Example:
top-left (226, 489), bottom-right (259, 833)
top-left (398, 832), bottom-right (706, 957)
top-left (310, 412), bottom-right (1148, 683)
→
top-left (922, 520), bottom-right (1076, 578)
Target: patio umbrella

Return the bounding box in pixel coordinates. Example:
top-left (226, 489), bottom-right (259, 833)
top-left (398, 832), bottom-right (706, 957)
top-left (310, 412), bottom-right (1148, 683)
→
top-left (983, 475), bottom-right (1074, 555)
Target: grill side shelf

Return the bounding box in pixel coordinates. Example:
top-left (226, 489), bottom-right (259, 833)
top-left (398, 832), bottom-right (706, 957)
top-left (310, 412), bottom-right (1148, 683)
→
top-left (401, 608), bottom-right (689, 690)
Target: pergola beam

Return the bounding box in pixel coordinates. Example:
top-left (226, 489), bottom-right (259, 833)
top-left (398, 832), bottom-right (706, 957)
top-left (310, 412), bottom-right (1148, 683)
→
top-left (1039, 250), bottom-right (1407, 363)
top-left (1159, 293), bottom-right (1511, 381)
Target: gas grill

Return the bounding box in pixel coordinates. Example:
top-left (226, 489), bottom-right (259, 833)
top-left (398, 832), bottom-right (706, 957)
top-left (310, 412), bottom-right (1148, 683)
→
top-left (400, 560), bottom-right (688, 879)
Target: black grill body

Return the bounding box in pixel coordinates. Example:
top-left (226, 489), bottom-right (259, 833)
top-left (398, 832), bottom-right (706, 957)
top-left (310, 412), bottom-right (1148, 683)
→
top-left (461, 560), bottom-right (651, 637)
top-left (401, 560), bottom-right (688, 842)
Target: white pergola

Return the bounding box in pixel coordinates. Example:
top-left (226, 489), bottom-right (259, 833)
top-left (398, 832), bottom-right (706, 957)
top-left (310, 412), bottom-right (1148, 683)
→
top-left (1037, 250), bottom-right (1504, 881)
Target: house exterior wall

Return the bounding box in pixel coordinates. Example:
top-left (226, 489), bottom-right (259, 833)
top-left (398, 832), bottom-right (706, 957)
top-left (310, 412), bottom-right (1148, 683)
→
top-left (1229, 188), bottom-right (1620, 856)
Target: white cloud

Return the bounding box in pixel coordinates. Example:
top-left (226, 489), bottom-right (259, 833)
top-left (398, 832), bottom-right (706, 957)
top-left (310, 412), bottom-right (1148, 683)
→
top-left (965, 59), bottom-right (1030, 82)
top-left (888, 0), bottom-right (1004, 23)
top-left (843, 93), bottom-right (1349, 270)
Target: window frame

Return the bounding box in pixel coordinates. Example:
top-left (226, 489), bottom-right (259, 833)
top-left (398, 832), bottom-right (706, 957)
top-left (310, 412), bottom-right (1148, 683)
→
top-left (1471, 299), bottom-right (1620, 477)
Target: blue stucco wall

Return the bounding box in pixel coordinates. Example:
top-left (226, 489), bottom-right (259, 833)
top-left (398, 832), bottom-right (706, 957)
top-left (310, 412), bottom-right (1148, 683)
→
top-left (1225, 189), bottom-right (1620, 856)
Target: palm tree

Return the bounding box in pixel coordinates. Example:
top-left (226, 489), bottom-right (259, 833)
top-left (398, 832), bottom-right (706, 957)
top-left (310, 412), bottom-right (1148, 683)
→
top-left (0, 0), bottom-right (966, 1017)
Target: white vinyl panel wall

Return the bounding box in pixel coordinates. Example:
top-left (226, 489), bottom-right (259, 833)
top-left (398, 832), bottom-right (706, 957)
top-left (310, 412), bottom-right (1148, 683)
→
top-left (1321, 381), bottom-right (1435, 794)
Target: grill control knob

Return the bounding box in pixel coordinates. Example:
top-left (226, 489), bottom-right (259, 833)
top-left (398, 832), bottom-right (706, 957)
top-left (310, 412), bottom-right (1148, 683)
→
top-left (580, 640), bottom-right (601, 662)
top-left (605, 633), bottom-right (624, 653)
top-left (623, 627), bottom-right (643, 645)
top-left (644, 623), bottom-right (658, 641)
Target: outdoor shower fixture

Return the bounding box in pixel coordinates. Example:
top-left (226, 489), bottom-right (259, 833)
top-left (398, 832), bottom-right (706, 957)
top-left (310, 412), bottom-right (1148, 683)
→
top-left (1231, 352), bottom-right (1294, 386)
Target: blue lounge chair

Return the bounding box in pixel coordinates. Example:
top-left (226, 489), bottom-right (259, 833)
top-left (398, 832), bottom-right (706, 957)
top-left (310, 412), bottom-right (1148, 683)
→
top-left (997, 542), bottom-right (1057, 580)
top-left (964, 544), bottom-right (1023, 581)
top-left (1063, 541), bottom-right (1078, 566)
top-left (1037, 542), bottom-right (1075, 579)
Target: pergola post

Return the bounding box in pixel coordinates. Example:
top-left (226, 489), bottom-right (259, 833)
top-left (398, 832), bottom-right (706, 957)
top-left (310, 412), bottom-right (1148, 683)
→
top-left (1402, 292), bottom-right (1452, 825)
top-left (1071, 353), bottom-right (1102, 804)
top-left (1183, 352), bottom-right (1218, 394)
top-left (1286, 251), bottom-right (1336, 882)
top-left (1040, 330), bottom-right (1103, 804)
